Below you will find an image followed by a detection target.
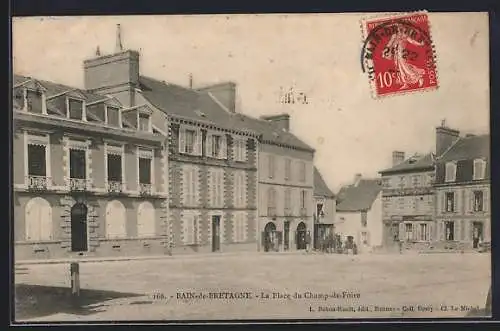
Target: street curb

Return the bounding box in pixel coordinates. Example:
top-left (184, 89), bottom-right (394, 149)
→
top-left (14, 251), bottom-right (310, 266)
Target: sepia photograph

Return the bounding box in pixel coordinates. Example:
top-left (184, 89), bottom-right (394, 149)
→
top-left (12, 12), bottom-right (491, 322)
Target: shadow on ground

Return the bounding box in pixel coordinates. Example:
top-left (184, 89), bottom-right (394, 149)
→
top-left (14, 284), bottom-right (142, 320)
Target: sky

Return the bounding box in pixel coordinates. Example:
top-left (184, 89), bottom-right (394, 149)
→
top-left (12, 13), bottom-right (490, 192)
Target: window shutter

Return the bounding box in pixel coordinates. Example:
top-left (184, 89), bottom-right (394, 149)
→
top-left (206, 132), bottom-right (213, 157)
top-left (453, 192), bottom-right (458, 213)
top-left (179, 128), bottom-right (186, 153)
top-left (399, 223), bottom-right (404, 240)
top-left (428, 223), bottom-right (433, 241)
top-left (195, 129), bottom-right (202, 155)
top-left (483, 189), bottom-right (489, 212)
top-left (241, 139), bottom-right (247, 162)
top-left (220, 135), bottom-right (227, 159)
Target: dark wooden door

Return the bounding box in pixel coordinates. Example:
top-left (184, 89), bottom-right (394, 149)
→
top-left (284, 221), bottom-right (290, 251)
top-left (212, 215), bottom-right (220, 252)
top-left (71, 203), bottom-right (88, 252)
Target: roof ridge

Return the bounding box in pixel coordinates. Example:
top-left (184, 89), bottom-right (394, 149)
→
top-left (140, 75), bottom-right (202, 95)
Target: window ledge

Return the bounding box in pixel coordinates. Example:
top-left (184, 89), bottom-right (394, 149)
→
top-left (16, 240), bottom-right (62, 245)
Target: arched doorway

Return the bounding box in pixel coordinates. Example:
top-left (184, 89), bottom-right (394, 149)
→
top-left (137, 201), bottom-right (155, 237)
top-left (263, 222), bottom-right (277, 252)
top-left (71, 203), bottom-right (88, 252)
top-left (296, 222), bottom-right (307, 250)
top-left (105, 200), bottom-right (126, 238)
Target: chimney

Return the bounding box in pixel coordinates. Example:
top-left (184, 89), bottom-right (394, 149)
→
top-left (83, 24), bottom-right (140, 107)
top-left (189, 74), bottom-right (193, 89)
top-left (197, 82), bottom-right (236, 113)
top-left (115, 24), bottom-right (123, 53)
top-left (392, 151), bottom-right (405, 166)
top-left (260, 113), bottom-right (290, 132)
top-left (436, 120), bottom-right (460, 157)
top-left (354, 173), bottom-right (362, 187)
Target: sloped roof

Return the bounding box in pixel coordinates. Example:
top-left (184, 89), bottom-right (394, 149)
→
top-left (138, 76), bottom-right (314, 151)
top-left (336, 179), bottom-right (382, 212)
top-left (13, 74), bottom-right (117, 105)
top-left (438, 134), bottom-right (489, 162)
top-left (314, 167), bottom-right (335, 198)
top-left (379, 152), bottom-right (435, 174)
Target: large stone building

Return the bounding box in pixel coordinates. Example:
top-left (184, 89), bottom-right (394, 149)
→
top-left (82, 40), bottom-right (260, 254)
top-left (238, 114), bottom-right (315, 252)
top-left (434, 129), bottom-right (490, 249)
top-left (379, 151), bottom-right (435, 250)
top-left (13, 75), bottom-right (169, 260)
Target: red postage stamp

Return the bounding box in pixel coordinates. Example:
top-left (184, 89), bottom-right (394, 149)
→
top-left (361, 12), bottom-right (438, 98)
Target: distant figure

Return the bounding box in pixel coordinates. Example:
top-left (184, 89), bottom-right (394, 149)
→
top-left (306, 231), bottom-right (312, 253)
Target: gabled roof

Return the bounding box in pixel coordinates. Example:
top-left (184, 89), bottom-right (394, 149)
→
top-left (314, 167), bottom-right (335, 198)
top-left (379, 152), bottom-right (435, 174)
top-left (138, 75), bottom-right (314, 151)
top-left (336, 179), bottom-right (382, 212)
top-left (437, 134), bottom-right (489, 162)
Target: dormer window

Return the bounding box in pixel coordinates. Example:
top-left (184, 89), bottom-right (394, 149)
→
top-left (473, 159), bottom-right (486, 180)
top-left (67, 98), bottom-right (84, 120)
top-left (26, 89), bottom-right (44, 114)
top-left (138, 113), bottom-right (150, 132)
top-left (445, 162), bottom-right (456, 183)
top-left (14, 88), bottom-right (25, 110)
top-left (106, 106), bottom-right (121, 127)
top-left (206, 133), bottom-right (227, 159)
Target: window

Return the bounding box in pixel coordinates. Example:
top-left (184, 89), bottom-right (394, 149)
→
top-left (398, 176), bottom-right (405, 188)
top-left (361, 232), bottom-right (369, 245)
top-left (26, 89), bottom-right (43, 113)
top-left (105, 200), bottom-right (126, 238)
top-left (182, 213), bottom-right (197, 245)
top-left (106, 106), bottom-right (120, 127)
top-left (285, 158), bottom-right (292, 181)
top-left (14, 88), bottom-right (25, 110)
top-left (210, 168), bottom-right (224, 208)
top-left (233, 212), bottom-right (247, 242)
top-left (405, 223), bottom-right (413, 241)
top-left (445, 162), bottom-right (457, 182)
top-left (68, 99), bottom-right (84, 120)
top-left (138, 113), bottom-right (150, 131)
top-left (445, 221), bottom-right (454, 241)
top-left (106, 154), bottom-right (121, 182)
top-left (412, 175), bottom-right (420, 187)
top-left (28, 144), bottom-right (46, 176)
top-left (473, 159), bottom-right (486, 180)
top-left (69, 149), bottom-right (86, 179)
top-left (419, 223), bottom-right (429, 241)
top-left (233, 138), bottom-right (246, 162)
top-left (234, 171), bottom-right (246, 208)
top-left (361, 212), bottom-right (367, 227)
top-left (137, 202), bottom-right (156, 237)
top-left (268, 155), bottom-right (275, 178)
top-left (184, 129), bottom-right (196, 154)
top-left (25, 197), bottom-right (52, 241)
top-left (298, 161), bottom-right (306, 182)
top-left (382, 178), bottom-right (390, 188)
top-left (445, 192), bottom-right (455, 212)
top-left (211, 135), bottom-right (221, 157)
top-left (139, 158), bottom-right (152, 184)
top-left (473, 191), bottom-right (484, 212)
top-left (284, 189), bottom-right (292, 213)
top-left (300, 190), bottom-right (307, 209)
top-left (183, 166), bottom-right (199, 206)
top-left (267, 187), bottom-right (276, 215)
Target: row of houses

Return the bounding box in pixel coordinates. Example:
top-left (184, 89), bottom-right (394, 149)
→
top-left (334, 122), bottom-right (490, 253)
top-left (13, 26), bottom-right (337, 260)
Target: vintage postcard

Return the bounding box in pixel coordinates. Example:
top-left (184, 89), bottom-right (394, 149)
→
top-left (12, 12), bottom-right (491, 323)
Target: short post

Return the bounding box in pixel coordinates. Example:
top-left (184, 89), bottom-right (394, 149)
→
top-left (70, 262), bottom-right (80, 297)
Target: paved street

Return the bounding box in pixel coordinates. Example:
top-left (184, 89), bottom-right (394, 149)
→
top-left (14, 252), bottom-right (491, 322)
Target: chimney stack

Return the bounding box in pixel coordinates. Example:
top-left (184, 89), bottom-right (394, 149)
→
top-left (436, 120), bottom-right (460, 157)
top-left (392, 151), bottom-right (405, 166)
top-left (354, 173), bottom-right (362, 187)
top-left (197, 82), bottom-right (237, 113)
top-left (115, 24), bottom-right (123, 53)
top-left (260, 113), bottom-right (291, 132)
